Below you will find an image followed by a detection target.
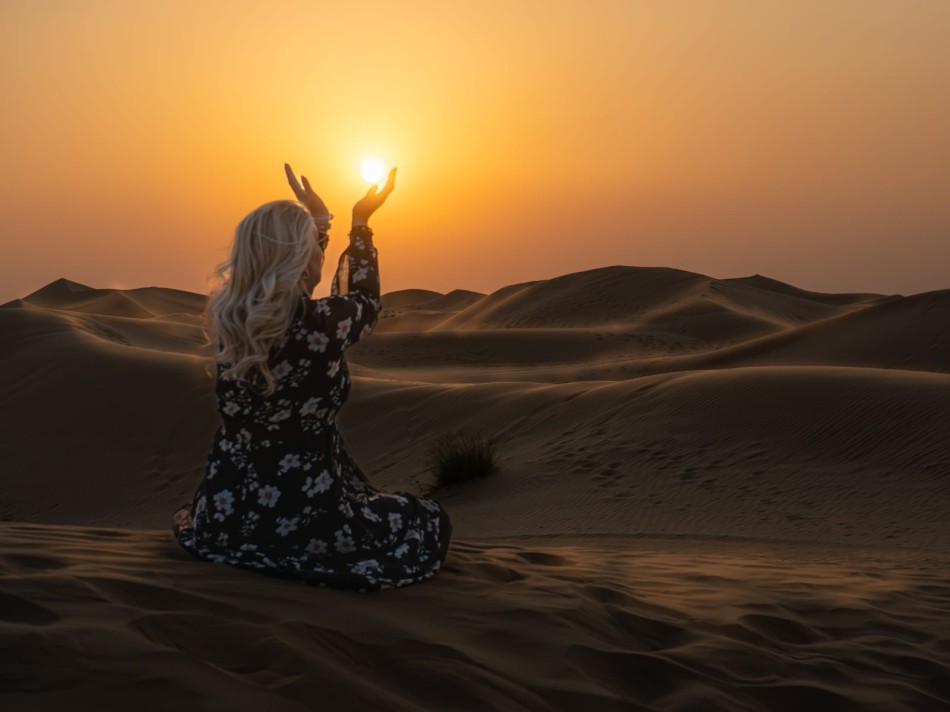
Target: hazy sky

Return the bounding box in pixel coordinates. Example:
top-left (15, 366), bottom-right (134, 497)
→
top-left (2, 0), bottom-right (948, 303)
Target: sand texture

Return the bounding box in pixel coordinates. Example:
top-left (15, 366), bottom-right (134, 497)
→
top-left (1, 268), bottom-right (949, 711)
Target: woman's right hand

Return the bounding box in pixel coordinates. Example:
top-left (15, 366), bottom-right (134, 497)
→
top-left (284, 163), bottom-right (333, 221)
top-left (353, 167), bottom-right (397, 226)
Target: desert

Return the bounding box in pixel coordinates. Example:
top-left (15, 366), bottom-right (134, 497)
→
top-left (1, 269), bottom-right (948, 710)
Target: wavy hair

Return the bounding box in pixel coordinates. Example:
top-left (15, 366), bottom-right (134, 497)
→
top-left (201, 199), bottom-right (320, 396)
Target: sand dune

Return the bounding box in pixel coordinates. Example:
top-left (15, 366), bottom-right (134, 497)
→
top-left (377, 288), bottom-right (488, 332)
top-left (680, 287), bottom-right (950, 374)
top-left (720, 272), bottom-right (890, 307)
top-left (427, 266), bottom-right (889, 332)
top-left (347, 272), bottom-right (947, 383)
top-left (10, 277), bottom-right (208, 316)
top-left (2, 266), bottom-right (949, 709)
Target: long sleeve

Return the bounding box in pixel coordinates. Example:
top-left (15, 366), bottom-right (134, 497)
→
top-left (320, 224), bottom-right (381, 350)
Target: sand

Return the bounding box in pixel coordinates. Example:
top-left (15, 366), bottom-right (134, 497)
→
top-left (1, 268), bottom-right (948, 710)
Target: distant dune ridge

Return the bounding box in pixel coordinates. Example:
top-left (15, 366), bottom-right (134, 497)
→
top-left (2, 266), bottom-right (949, 710)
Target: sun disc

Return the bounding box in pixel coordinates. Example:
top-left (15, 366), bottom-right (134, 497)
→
top-left (360, 157), bottom-right (386, 183)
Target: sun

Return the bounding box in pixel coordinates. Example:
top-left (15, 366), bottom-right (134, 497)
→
top-left (360, 157), bottom-right (386, 183)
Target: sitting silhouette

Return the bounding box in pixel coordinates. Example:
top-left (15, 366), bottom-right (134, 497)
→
top-left (172, 163), bottom-right (452, 592)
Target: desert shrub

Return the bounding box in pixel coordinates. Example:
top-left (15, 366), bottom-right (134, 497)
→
top-left (420, 428), bottom-right (500, 496)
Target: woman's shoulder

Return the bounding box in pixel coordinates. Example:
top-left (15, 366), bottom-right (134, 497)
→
top-left (289, 297), bottom-right (338, 353)
top-left (302, 294), bottom-right (373, 321)
top-left (297, 296), bottom-right (334, 326)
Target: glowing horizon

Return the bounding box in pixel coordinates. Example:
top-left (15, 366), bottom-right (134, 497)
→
top-left (1, 1), bottom-right (949, 302)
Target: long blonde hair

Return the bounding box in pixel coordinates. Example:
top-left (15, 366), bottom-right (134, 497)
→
top-left (202, 199), bottom-right (320, 396)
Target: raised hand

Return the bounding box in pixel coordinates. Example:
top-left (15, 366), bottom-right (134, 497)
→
top-left (284, 163), bottom-right (333, 221)
top-left (353, 167), bottom-right (397, 226)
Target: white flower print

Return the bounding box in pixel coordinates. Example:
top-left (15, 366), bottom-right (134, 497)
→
top-left (239, 542), bottom-right (258, 552)
top-left (393, 494), bottom-right (409, 506)
top-left (302, 470), bottom-right (333, 497)
top-left (361, 506), bottom-right (381, 523)
top-left (352, 559), bottom-right (381, 576)
top-left (222, 400), bottom-right (240, 416)
top-left (335, 534), bottom-right (356, 554)
top-left (306, 538), bottom-right (328, 555)
top-left (278, 453), bottom-right (301, 474)
top-left (336, 317), bottom-right (352, 341)
top-left (327, 359), bottom-right (341, 378)
top-left (352, 266), bottom-right (368, 283)
top-left (213, 489), bottom-right (235, 514)
top-left (240, 510), bottom-right (260, 535)
top-left (334, 524), bottom-right (356, 553)
top-left (216, 531), bottom-right (229, 546)
top-left (272, 360), bottom-right (292, 380)
top-left (258, 484), bottom-right (281, 508)
top-left (308, 331), bottom-right (329, 352)
top-left (276, 516), bottom-right (299, 537)
top-left (300, 397), bottom-right (323, 416)
top-left (315, 300), bottom-right (331, 316)
top-left (360, 323), bottom-right (373, 340)
top-left (394, 543), bottom-right (410, 559)
top-left (268, 408), bottom-right (293, 423)
top-left (388, 512), bottom-right (403, 532)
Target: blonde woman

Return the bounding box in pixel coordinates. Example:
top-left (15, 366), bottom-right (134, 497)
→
top-left (172, 164), bottom-right (452, 592)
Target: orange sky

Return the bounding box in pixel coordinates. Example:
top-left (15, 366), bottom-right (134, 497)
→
top-left (2, 0), bottom-right (948, 303)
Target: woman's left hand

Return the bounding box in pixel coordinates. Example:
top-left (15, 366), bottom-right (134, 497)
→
top-left (284, 163), bottom-right (332, 221)
top-left (353, 166), bottom-right (397, 225)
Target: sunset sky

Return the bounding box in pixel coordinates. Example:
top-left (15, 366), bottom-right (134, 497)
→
top-left (2, 0), bottom-right (948, 303)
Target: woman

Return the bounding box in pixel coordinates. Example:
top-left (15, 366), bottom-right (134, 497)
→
top-left (172, 163), bottom-right (452, 592)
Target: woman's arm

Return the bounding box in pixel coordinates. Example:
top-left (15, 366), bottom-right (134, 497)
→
top-left (323, 223), bottom-right (381, 349)
top-left (321, 167), bottom-right (397, 350)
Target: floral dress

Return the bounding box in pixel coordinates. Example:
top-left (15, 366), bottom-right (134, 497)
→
top-left (172, 225), bottom-right (452, 593)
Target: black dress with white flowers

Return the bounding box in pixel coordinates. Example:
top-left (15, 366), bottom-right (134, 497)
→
top-left (172, 225), bottom-right (452, 593)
